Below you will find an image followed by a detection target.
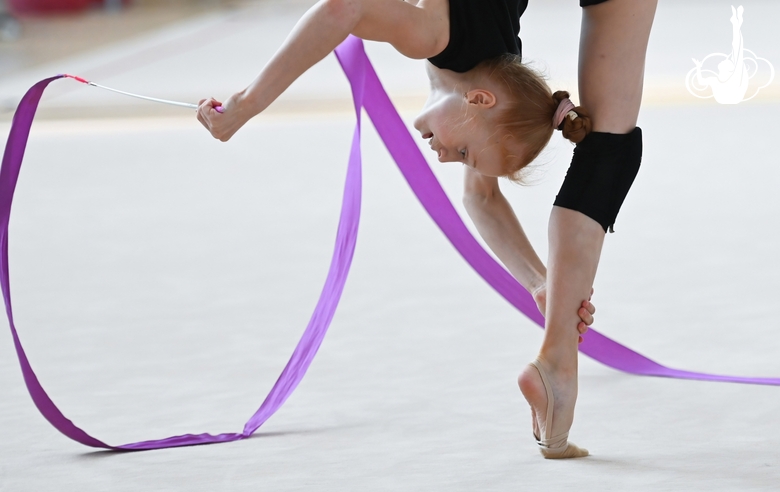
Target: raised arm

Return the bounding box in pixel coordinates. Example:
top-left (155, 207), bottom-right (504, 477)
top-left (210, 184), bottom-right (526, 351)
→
top-left (197, 0), bottom-right (449, 141)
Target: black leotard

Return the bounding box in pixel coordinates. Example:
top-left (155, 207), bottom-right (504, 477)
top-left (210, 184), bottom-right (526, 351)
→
top-left (427, 0), bottom-right (610, 73)
top-left (427, 0), bottom-right (528, 73)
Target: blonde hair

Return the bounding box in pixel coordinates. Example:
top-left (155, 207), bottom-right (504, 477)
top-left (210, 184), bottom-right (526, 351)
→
top-left (474, 54), bottom-right (592, 182)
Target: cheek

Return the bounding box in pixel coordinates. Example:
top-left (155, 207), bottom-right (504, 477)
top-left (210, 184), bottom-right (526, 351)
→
top-left (427, 97), bottom-right (465, 132)
top-left (438, 115), bottom-right (472, 146)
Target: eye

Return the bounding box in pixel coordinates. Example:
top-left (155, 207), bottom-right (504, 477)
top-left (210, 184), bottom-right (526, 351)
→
top-left (459, 149), bottom-right (467, 159)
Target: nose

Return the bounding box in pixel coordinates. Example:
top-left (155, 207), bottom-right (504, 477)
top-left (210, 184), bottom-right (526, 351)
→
top-left (413, 115), bottom-right (424, 135)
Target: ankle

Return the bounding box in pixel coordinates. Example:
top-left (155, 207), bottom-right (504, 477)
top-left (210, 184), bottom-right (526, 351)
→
top-left (534, 354), bottom-right (578, 378)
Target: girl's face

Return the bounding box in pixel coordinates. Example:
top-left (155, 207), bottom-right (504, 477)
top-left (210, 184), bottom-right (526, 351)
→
top-left (413, 90), bottom-right (517, 178)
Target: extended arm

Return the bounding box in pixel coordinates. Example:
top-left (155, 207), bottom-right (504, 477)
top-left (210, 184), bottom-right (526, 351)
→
top-left (462, 169), bottom-right (547, 303)
top-left (462, 169), bottom-right (594, 334)
top-left (197, 0), bottom-right (449, 141)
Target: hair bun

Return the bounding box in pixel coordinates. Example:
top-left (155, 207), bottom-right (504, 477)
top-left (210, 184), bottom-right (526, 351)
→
top-left (561, 106), bottom-right (592, 144)
top-left (552, 90), bottom-right (592, 144)
top-left (552, 90), bottom-right (570, 104)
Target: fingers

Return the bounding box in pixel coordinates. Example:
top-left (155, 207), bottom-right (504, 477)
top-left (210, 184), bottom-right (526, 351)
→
top-left (199, 97), bottom-right (223, 116)
top-left (196, 97), bottom-right (230, 141)
top-left (577, 297), bottom-right (594, 341)
top-left (578, 300), bottom-right (595, 326)
top-left (203, 97), bottom-right (222, 107)
top-left (583, 299), bottom-right (595, 316)
top-left (577, 321), bottom-right (589, 336)
top-left (196, 98), bottom-right (212, 127)
top-left (196, 101), bottom-right (207, 125)
top-left (208, 98), bottom-right (224, 113)
top-left (578, 308), bottom-right (592, 325)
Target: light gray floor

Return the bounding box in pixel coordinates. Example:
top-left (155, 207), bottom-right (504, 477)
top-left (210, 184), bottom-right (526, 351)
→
top-left (2, 1), bottom-right (780, 491)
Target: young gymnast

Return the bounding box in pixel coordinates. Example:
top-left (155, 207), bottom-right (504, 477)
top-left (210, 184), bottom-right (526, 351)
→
top-left (197, 0), bottom-right (656, 459)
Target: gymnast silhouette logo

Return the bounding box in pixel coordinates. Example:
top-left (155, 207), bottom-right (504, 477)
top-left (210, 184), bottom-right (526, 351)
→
top-left (685, 5), bottom-right (774, 104)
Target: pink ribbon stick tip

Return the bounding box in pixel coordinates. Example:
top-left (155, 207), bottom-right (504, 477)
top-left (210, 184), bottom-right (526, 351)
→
top-left (61, 74), bottom-right (89, 84)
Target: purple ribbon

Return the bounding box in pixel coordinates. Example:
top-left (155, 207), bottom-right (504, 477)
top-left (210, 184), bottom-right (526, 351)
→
top-left (1, 70), bottom-right (362, 450)
top-left (336, 37), bottom-right (780, 385)
top-left (1, 38), bottom-right (777, 452)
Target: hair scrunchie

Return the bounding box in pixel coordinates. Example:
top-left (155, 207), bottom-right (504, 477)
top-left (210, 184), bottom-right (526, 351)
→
top-left (553, 97), bottom-right (577, 130)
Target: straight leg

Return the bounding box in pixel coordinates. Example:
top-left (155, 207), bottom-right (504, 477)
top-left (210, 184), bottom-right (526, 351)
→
top-left (519, 0), bottom-right (658, 458)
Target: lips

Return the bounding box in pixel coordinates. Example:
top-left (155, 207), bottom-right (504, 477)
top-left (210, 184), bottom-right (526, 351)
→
top-left (420, 132), bottom-right (442, 159)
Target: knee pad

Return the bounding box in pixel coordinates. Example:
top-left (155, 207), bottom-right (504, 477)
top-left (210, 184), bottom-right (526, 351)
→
top-left (553, 127), bottom-right (643, 233)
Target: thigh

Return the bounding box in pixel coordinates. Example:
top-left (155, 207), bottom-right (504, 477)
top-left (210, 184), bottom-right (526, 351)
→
top-left (351, 0), bottom-right (450, 59)
top-left (578, 0), bottom-right (658, 133)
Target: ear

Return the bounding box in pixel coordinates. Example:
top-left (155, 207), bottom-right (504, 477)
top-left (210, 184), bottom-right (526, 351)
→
top-left (464, 89), bottom-right (497, 109)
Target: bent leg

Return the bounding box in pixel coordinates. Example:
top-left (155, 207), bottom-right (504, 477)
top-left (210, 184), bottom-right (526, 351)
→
top-left (198, 0), bottom-right (448, 141)
top-left (245, 0), bottom-right (449, 113)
